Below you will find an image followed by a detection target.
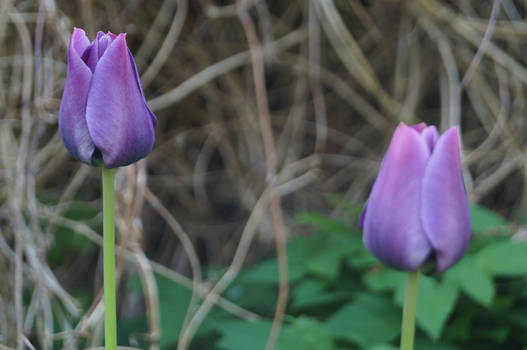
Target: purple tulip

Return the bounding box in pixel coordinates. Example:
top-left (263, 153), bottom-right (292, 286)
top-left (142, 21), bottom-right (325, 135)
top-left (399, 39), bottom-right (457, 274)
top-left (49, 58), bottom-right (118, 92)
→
top-left (359, 123), bottom-right (470, 272)
top-left (59, 28), bottom-right (157, 168)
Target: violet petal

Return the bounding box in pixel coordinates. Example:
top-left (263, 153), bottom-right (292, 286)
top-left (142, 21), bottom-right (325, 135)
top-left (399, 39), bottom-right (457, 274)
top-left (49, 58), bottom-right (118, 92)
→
top-left (85, 34), bottom-right (156, 168)
top-left (421, 127), bottom-right (471, 272)
top-left (58, 30), bottom-right (95, 164)
top-left (422, 125), bottom-right (439, 152)
top-left (362, 123), bottom-right (433, 271)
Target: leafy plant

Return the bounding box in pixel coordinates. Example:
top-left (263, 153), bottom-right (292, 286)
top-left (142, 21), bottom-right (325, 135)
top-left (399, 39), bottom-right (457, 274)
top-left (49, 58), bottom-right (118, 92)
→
top-left (121, 203), bottom-right (527, 349)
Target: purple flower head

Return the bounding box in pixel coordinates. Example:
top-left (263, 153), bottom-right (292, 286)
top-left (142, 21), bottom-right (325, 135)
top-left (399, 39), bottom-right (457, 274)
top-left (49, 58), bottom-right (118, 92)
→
top-left (59, 28), bottom-right (157, 168)
top-left (359, 123), bottom-right (471, 273)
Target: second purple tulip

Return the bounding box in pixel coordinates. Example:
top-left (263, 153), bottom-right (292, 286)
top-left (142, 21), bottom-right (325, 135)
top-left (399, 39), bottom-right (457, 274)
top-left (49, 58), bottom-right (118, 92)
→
top-left (360, 122), bottom-right (471, 273)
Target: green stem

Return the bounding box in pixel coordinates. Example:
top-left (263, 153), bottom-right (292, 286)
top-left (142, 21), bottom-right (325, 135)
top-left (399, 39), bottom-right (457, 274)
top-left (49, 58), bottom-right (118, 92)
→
top-left (400, 270), bottom-right (420, 350)
top-left (102, 168), bottom-right (117, 350)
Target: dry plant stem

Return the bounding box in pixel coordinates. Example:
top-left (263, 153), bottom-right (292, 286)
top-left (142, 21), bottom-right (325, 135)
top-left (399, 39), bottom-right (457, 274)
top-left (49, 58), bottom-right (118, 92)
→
top-left (308, 2), bottom-right (327, 154)
top-left (460, 0), bottom-right (502, 90)
top-left (147, 29), bottom-right (306, 112)
top-left (131, 163), bottom-right (160, 350)
top-left (9, 9), bottom-right (33, 350)
top-left (417, 15), bottom-right (460, 129)
top-left (113, 164), bottom-right (160, 350)
top-left (177, 188), bottom-right (270, 349)
top-left (0, 345), bottom-right (16, 350)
top-left (42, 165), bottom-right (313, 324)
top-left (14, 217), bottom-right (23, 350)
top-left (134, 0), bottom-right (177, 69)
top-left (140, 0), bottom-right (187, 88)
top-left (142, 188), bottom-right (202, 350)
top-left (38, 207), bottom-right (260, 322)
top-left (313, 0), bottom-right (409, 122)
top-left (237, 3), bottom-right (289, 350)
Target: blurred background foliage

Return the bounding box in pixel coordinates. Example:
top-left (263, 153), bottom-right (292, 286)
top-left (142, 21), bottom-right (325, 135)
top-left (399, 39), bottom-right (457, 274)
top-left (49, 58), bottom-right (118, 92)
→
top-left (2, 0), bottom-right (527, 349)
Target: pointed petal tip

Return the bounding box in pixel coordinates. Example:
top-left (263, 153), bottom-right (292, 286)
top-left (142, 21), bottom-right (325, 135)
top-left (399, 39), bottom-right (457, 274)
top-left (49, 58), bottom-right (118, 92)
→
top-left (86, 30), bottom-right (155, 168)
top-left (72, 27), bottom-right (85, 35)
top-left (361, 120), bottom-right (432, 271)
top-left (409, 122), bottom-right (427, 133)
top-left (106, 31), bottom-right (118, 40)
top-left (70, 28), bottom-right (91, 56)
top-left (421, 124), bottom-right (470, 274)
top-left (422, 125), bottom-right (439, 152)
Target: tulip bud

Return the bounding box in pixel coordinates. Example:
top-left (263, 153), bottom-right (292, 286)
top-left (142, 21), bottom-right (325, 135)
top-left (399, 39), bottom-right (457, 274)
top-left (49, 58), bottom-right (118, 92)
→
top-left (59, 28), bottom-right (157, 168)
top-left (359, 123), bottom-right (470, 272)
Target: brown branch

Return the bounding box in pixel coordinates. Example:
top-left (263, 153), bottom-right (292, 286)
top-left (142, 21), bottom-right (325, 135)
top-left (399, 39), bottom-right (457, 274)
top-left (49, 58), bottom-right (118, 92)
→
top-left (237, 3), bottom-right (289, 350)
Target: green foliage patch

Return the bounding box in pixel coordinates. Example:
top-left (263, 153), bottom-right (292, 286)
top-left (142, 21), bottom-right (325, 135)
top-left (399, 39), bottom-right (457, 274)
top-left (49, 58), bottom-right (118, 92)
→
top-left (114, 203), bottom-right (527, 349)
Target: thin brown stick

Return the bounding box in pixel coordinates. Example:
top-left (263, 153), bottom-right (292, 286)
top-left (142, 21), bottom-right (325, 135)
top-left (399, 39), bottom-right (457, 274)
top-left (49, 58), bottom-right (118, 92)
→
top-left (8, 9), bottom-right (33, 350)
top-left (308, 2), bottom-right (327, 154)
top-left (237, 3), bottom-right (289, 350)
top-left (142, 187), bottom-right (202, 350)
top-left (140, 0), bottom-right (188, 87)
top-left (460, 0), bottom-right (502, 89)
top-left (176, 188), bottom-right (270, 349)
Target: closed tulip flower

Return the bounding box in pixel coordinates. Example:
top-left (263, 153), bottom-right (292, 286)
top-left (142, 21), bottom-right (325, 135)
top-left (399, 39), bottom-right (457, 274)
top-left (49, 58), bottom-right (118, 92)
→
top-left (359, 123), bottom-right (470, 273)
top-left (59, 28), bottom-right (157, 168)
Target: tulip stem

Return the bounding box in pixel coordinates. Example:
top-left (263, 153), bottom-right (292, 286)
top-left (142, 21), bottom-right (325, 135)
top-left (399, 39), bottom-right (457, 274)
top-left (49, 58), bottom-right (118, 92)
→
top-left (400, 270), bottom-right (420, 350)
top-left (102, 168), bottom-right (117, 350)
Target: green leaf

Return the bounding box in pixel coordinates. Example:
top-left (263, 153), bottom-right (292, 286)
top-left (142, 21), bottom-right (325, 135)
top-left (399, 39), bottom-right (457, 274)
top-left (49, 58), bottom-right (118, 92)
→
top-left (291, 280), bottom-right (349, 310)
top-left (127, 272), bottom-right (222, 348)
top-left (395, 276), bottom-right (458, 340)
top-left (325, 194), bottom-right (364, 218)
top-left (153, 274), bottom-right (193, 347)
top-left (416, 277), bottom-right (458, 340)
top-left (224, 283), bottom-right (277, 313)
top-left (475, 240), bottom-right (527, 276)
top-left (470, 204), bottom-right (508, 234)
top-left (295, 212), bottom-right (352, 235)
top-left (277, 317), bottom-right (335, 350)
top-left (241, 257), bottom-right (306, 284)
top-left (306, 244), bottom-right (354, 279)
top-left (47, 202), bottom-right (98, 265)
top-left (326, 294), bottom-right (400, 348)
top-left (363, 268), bottom-right (406, 292)
top-left (414, 339), bottom-right (462, 350)
top-left (473, 326), bottom-right (510, 342)
top-left (509, 307), bottom-right (527, 330)
top-left (443, 306), bottom-right (477, 342)
top-left (368, 345), bottom-right (398, 350)
top-left (444, 257), bottom-right (495, 306)
top-left (345, 246), bottom-right (379, 269)
top-left (216, 320), bottom-right (272, 350)
top-left (217, 317), bottom-right (335, 350)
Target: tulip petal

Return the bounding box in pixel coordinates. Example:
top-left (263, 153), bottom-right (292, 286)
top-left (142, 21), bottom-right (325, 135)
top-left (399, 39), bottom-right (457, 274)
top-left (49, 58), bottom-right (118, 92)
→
top-left (81, 32), bottom-right (104, 72)
top-left (362, 123), bottom-right (432, 271)
top-left (97, 33), bottom-right (114, 58)
top-left (127, 50), bottom-right (158, 127)
top-left (58, 30), bottom-right (95, 164)
top-left (71, 28), bottom-right (90, 57)
top-left (85, 34), bottom-right (155, 168)
top-left (422, 126), bottom-right (439, 152)
top-left (359, 203), bottom-right (367, 229)
top-left (421, 127), bottom-right (470, 272)
top-left (410, 123), bottom-right (427, 133)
